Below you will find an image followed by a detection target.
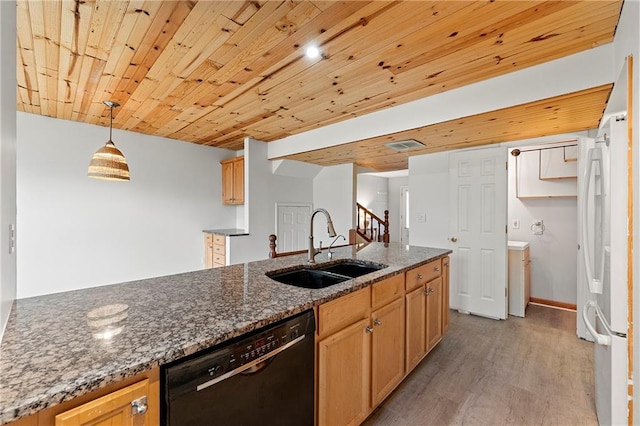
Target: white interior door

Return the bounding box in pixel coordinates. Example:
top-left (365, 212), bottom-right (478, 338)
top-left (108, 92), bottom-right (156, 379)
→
top-left (276, 204), bottom-right (311, 253)
top-left (400, 186), bottom-right (409, 245)
top-left (449, 148), bottom-right (508, 320)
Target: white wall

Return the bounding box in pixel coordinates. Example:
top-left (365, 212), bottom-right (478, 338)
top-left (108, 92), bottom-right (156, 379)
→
top-left (228, 138), bottom-right (314, 263)
top-left (408, 152), bottom-right (451, 248)
top-left (507, 151), bottom-right (578, 304)
top-left (388, 176), bottom-right (408, 243)
top-left (612, 0), bottom-right (639, 416)
top-left (17, 113), bottom-right (237, 298)
top-left (0, 0), bottom-right (17, 338)
top-left (356, 174), bottom-right (388, 218)
top-left (313, 164), bottom-right (356, 240)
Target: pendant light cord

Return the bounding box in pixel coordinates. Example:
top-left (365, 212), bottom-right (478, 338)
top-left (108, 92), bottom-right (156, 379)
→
top-left (109, 105), bottom-right (113, 142)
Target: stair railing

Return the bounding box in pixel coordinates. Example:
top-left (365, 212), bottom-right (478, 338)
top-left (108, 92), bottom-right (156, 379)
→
top-left (356, 203), bottom-right (389, 243)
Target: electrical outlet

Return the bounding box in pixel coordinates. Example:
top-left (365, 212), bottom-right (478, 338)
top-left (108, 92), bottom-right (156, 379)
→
top-left (417, 213), bottom-right (426, 223)
top-left (512, 219), bottom-right (520, 229)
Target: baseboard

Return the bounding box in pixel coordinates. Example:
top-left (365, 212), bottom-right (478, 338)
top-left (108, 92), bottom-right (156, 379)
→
top-left (529, 297), bottom-right (577, 311)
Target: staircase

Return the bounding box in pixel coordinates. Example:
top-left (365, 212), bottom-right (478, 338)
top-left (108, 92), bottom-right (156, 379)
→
top-left (355, 203), bottom-right (389, 243)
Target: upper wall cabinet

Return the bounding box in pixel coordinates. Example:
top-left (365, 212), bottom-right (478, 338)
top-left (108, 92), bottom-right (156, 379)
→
top-left (221, 156), bottom-right (244, 205)
top-left (515, 143), bottom-right (577, 198)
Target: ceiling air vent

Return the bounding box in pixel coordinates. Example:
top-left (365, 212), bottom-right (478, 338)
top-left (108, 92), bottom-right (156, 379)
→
top-left (384, 139), bottom-right (425, 152)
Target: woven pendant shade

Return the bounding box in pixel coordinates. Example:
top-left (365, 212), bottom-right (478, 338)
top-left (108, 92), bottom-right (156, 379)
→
top-left (88, 101), bottom-right (130, 181)
top-left (88, 141), bottom-right (130, 181)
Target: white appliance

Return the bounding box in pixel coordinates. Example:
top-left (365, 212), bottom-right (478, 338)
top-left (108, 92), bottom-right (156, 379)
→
top-left (580, 115), bottom-right (629, 425)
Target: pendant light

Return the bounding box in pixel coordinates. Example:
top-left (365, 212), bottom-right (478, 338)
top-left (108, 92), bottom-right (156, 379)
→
top-left (88, 101), bottom-right (130, 181)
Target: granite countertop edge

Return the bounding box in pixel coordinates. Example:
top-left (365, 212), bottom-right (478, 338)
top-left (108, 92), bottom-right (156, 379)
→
top-left (202, 228), bottom-right (249, 236)
top-left (0, 243), bottom-right (451, 424)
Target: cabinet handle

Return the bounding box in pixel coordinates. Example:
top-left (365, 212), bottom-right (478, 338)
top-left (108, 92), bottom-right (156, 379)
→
top-left (374, 319), bottom-right (382, 326)
top-left (424, 287), bottom-right (434, 296)
top-left (444, 262), bottom-right (449, 267)
top-left (417, 273), bottom-right (423, 280)
top-left (365, 325), bottom-right (374, 333)
top-left (131, 396), bottom-right (148, 415)
top-left (434, 266), bottom-right (440, 272)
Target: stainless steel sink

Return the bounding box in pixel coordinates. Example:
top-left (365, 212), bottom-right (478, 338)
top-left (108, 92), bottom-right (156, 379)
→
top-left (266, 260), bottom-right (388, 289)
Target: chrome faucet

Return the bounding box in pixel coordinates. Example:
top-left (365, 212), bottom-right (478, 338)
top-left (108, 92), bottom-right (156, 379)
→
top-left (308, 208), bottom-right (337, 263)
top-left (327, 235), bottom-right (346, 260)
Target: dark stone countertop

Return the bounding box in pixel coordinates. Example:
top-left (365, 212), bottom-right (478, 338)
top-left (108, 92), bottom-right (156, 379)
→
top-left (0, 242), bottom-right (450, 424)
top-left (202, 228), bottom-right (249, 236)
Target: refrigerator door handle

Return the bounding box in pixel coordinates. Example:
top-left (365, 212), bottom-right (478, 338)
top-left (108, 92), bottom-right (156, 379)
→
top-left (582, 300), bottom-right (611, 346)
top-left (580, 147), bottom-right (604, 294)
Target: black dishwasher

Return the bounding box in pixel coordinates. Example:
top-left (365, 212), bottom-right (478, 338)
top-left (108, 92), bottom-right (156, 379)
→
top-left (161, 310), bottom-right (315, 426)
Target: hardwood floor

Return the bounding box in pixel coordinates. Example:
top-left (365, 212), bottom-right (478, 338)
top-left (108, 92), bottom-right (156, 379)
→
top-left (364, 305), bottom-right (597, 426)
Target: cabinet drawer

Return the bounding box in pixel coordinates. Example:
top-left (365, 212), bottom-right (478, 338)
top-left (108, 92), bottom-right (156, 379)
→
top-left (205, 234), bottom-right (213, 245)
top-left (213, 244), bottom-right (225, 255)
top-left (318, 287), bottom-right (370, 339)
top-left (213, 254), bottom-right (225, 266)
top-left (371, 274), bottom-right (404, 310)
top-left (405, 259), bottom-right (441, 291)
top-left (213, 234), bottom-right (225, 246)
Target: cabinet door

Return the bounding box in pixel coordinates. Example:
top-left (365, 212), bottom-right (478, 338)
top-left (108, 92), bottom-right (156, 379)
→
top-left (232, 158), bottom-right (244, 204)
top-left (371, 298), bottom-right (405, 408)
top-left (221, 161), bottom-right (235, 204)
top-left (55, 379), bottom-right (150, 426)
top-left (426, 276), bottom-right (443, 352)
top-left (442, 257), bottom-right (450, 334)
top-left (318, 318), bottom-right (370, 426)
top-left (405, 285), bottom-right (426, 373)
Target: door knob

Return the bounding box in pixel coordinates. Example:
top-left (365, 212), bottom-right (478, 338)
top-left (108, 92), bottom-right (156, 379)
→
top-left (450, 237), bottom-right (458, 242)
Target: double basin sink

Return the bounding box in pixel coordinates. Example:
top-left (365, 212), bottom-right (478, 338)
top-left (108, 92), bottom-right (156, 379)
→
top-left (266, 259), bottom-right (388, 289)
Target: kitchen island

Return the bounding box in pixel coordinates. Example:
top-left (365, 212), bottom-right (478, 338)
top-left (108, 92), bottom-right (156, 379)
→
top-left (0, 242), bottom-right (450, 424)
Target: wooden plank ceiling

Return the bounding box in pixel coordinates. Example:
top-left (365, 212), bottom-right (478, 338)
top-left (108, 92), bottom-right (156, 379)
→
top-left (17, 1), bottom-right (622, 171)
top-left (279, 84), bottom-right (613, 171)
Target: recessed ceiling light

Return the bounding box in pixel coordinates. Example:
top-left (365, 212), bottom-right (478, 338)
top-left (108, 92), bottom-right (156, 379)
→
top-left (305, 45), bottom-right (320, 59)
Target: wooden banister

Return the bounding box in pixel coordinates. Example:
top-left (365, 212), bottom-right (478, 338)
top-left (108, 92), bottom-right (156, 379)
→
top-left (356, 203), bottom-right (389, 243)
top-left (268, 234), bottom-right (308, 258)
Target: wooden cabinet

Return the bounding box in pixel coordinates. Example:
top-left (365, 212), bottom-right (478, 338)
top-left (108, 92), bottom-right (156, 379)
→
top-left (425, 276), bottom-right (443, 351)
top-left (204, 233), bottom-right (227, 268)
top-left (508, 244), bottom-right (530, 317)
top-left (442, 256), bottom-right (450, 334)
top-left (55, 380), bottom-right (151, 426)
top-left (317, 317), bottom-right (371, 426)
top-left (9, 370), bottom-right (159, 426)
top-left (404, 259), bottom-right (444, 373)
top-left (221, 156), bottom-right (244, 205)
top-left (405, 285), bottom-right (426, 372)
top-left (371, 297), bottom-right (404, 407)
top-left (317, 275), bottom-right (405, 426)
top-left (317, 287), bottom-right (371, 426)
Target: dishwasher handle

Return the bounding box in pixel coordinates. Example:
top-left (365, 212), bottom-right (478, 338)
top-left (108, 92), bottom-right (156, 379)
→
top-left (196, 334), bottom-right (306, 391)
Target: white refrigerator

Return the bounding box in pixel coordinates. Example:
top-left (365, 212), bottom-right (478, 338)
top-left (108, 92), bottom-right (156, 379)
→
top-left (580, 115), bottom-right (628, 425)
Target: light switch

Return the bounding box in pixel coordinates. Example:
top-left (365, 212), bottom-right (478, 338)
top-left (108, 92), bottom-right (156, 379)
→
top-left (417, 213), bottom-right (426, 223)
top-left (9, 224), bottom-right (15, 254)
